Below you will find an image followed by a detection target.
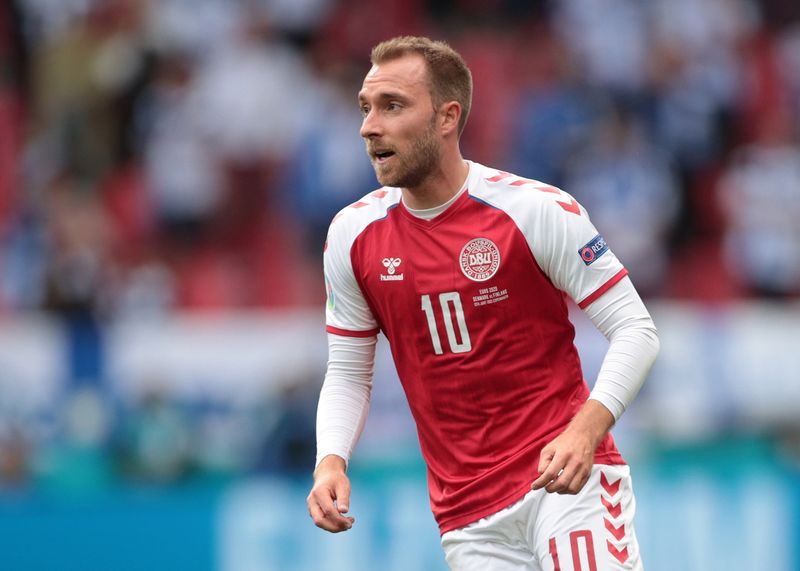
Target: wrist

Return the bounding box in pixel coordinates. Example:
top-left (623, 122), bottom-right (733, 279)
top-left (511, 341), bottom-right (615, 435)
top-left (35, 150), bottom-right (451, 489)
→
top-left (568, 399), bottom-right (615, 449)
top-left (314, 454), bottom-right (347, 479)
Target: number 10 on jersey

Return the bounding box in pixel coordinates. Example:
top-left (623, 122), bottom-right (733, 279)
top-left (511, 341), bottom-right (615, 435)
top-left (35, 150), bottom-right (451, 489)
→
top-left (421, 292), bottom-right (472, 355)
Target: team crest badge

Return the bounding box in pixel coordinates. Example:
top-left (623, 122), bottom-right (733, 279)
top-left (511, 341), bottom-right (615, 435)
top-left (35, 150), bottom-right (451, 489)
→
top-left (460, 238), bottom-right (501, 282)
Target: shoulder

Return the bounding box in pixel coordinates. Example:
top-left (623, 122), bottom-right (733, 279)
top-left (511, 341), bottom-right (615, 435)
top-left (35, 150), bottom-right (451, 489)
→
top-left (468, 163), bottom-right (586, 220)
top-left (326, 186), bottom-right (403, 247)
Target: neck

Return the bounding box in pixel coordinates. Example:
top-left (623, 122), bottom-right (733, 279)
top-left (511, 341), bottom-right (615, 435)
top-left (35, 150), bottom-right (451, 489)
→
top-left (401, 150), bottom-right (469, 210)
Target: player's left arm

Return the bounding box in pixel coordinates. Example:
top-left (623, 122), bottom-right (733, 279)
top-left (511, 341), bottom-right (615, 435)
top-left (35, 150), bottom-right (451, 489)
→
top-left (532, 276), bottom-right (659, 494)
top-left (524, 189), bottom-right (659, 494)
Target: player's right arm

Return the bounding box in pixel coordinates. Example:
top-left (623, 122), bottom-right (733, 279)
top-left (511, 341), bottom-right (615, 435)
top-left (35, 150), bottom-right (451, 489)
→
top-left (308, 333), bottom-right (376, 532)
top-left (308, 208), bottom-right (381, 532)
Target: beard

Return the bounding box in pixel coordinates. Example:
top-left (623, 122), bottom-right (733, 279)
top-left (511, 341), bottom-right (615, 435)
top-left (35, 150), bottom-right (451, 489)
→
top-left (369, 118), bottom-right (441, 189)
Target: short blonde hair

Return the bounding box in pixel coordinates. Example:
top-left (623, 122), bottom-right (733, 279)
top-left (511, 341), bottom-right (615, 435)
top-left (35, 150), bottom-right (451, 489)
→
top-left (371, 36), bottom-right (472, 136)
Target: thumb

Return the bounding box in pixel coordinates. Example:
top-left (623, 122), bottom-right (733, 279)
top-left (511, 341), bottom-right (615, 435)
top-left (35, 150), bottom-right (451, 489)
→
top-left (335, 481), bottom-right (351, 513)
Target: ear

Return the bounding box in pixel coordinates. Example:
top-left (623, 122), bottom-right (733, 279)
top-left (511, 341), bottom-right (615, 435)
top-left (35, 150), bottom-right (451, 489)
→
top-left (439, 101), bottom-right (462, 137)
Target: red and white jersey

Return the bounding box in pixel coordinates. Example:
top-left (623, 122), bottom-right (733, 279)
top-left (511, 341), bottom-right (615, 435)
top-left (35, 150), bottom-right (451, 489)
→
top-left (324, 161), bottom-right (627, 534)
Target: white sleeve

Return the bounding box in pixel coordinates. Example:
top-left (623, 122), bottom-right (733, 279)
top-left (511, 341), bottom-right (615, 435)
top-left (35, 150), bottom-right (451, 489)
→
top-left (324, 212), bottom-right (379, 336)
top-left (315, 333), bottom-right (377, 468)
top-left (583, 276), bottom-right (660, 420)
top-left (519, 186), bottom-right (628, 308)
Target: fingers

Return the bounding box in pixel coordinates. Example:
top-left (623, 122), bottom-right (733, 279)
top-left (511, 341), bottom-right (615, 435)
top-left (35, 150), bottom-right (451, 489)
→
top-left (307, 494), bottom-right (355, 532)
top-left (544, 461), bottom-right (591, 494)
top-left (532, 450), bottom-right (592, 495)
top-left (307, 483), bottom-right (355, 533)
top-left (531, 448), bottom-right (557, 491)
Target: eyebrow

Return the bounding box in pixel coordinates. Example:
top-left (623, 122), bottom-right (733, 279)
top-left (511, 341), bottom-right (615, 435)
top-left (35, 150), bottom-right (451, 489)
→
top-left (357, 90), bottom-right (410, 104)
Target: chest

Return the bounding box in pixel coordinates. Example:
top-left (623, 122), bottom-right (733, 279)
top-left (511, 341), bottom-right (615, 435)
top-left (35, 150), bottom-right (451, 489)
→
top-left (350, 205), bottom-right (545, 327)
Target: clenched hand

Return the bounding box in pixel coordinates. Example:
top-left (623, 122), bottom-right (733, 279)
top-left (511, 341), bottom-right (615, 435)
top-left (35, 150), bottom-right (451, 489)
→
top-left (307, 454), bottom-right (355, 532)
top-left (531, 399), bottom-right (615, 494)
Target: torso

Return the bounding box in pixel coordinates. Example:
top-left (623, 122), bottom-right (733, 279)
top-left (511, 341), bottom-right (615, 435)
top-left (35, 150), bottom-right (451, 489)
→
top-left (324, 161), bottom-right (627, 533)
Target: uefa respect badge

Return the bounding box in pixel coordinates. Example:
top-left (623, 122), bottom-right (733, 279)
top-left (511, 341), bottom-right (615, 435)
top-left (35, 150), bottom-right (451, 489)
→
top-left (578, 234), bottom-right (609, 265)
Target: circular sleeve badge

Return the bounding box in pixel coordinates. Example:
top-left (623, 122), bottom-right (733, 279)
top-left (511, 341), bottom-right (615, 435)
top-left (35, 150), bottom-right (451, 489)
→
top-left (459, 238), bottom-right (501, 282)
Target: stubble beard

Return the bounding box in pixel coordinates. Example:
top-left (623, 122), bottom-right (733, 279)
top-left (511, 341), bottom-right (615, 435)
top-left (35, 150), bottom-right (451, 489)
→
top-left (371, 119), bottom-right (441, 189)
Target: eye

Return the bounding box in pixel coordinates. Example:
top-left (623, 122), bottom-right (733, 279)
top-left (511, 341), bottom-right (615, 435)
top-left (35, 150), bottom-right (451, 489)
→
top-left (359, 104), bottom-right (370, 116)
top-left (386, 101), bottom-right (402, 111)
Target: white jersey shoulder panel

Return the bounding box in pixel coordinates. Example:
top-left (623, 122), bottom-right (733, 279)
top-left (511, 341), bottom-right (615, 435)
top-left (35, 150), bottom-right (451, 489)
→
top-left (324, 187), bottom-right (402, 334)
top-left (467, 162), bottom-right (626, 306)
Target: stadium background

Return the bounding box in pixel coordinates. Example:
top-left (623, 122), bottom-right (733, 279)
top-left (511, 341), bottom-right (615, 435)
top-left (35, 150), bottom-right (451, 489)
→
top-left (0, 0), bottom-right (799, 569)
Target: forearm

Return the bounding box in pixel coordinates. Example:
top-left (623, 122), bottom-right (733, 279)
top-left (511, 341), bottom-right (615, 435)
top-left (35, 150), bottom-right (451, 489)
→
top-left (583, 277), bottom-right (660, 421)
top-left (315, 333), bottom-right (377, 468)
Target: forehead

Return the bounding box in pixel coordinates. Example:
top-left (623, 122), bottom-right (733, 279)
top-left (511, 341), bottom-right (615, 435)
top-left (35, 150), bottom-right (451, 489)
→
top-left (358, 54), bottom-right (430, 101)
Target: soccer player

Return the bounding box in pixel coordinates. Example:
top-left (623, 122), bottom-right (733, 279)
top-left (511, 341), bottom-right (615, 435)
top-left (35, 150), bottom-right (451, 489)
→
top-left (306, 36), bottom-right (659, 571)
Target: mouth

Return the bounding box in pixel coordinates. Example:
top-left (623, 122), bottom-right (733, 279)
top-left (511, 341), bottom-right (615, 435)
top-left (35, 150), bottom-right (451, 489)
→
top-left (371, 149), bottom-right (396, 164)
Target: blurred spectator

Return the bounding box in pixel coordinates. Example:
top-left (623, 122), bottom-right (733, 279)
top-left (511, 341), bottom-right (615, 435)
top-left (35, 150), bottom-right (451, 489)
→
top-left (110, 260), bottom-right (176, 318)
top-left (117, 384), bottom-right (193, 484)
top-left (136, 49), bottom-right (223, 248)
top-left (26, 0), bottom-right (146, 182)
top-left (190, 397), bottom-right (255, 475)
top-left (647, 0), bottom-right (756, 254)
top-left (282, 61), bottom-right (376, 252)
top-left (0, 208), bottom-right (48, 311)
top-left (258, 0), bottom-right (335, 41)
top-left (0, 0), bottom-right (28, 237)
top-left (190, 20), bottom-right (317, 165)
top-left (0, 423), bottom-right (30, 490)
top-left (553, 0), bottom-right (649, 98)
top-left (316, 0), bottom-right (423, 62)
top-left (41, 176), bottom-right (113, 316)
top-left (564, 105), bottom-right (679, 296)
top-left (649, 0), bottom-right (754, 168)
top-left (253, 375), bottom-right (318, 476)
top-left (35, 387), bottom-right (115, 493)
top-left (777, 25), bottom-right (800, 123)
top-left (717, 112), bottom-right (800, 297)
top-left (451, 29), bottom-right (519, 166)
top-left (506, 27), bottom-right (600, 185)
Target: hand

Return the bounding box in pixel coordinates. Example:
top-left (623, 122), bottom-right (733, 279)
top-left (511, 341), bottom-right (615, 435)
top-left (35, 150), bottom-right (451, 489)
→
top-left (531, 399), bottom-right (614, 494)
top-left (530, 427), bottom-right (595, 494)
top-left (307, 455), bottom-right (355, 532)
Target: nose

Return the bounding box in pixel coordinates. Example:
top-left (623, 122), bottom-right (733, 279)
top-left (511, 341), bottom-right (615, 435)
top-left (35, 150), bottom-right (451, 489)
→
top-left (360, 109), bottom-right (382, 139)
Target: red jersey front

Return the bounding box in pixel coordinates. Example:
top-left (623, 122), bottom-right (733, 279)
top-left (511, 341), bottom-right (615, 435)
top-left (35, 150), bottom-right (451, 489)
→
top-left (324, 162), bottom-right (627, 534)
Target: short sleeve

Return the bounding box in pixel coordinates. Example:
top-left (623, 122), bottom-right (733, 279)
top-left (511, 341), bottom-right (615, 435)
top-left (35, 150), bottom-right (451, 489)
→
top-left (324, 218), bottom-right (380, 337)
top-left (526, 191), bottom-right (628, 308)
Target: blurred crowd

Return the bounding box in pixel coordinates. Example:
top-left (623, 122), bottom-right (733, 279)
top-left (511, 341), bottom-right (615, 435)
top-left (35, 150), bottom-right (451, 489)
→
top-left (1, 0), bottom-right (800, 317)
top-left (0, 0), bottom-right (800, 315)
top-left (1, 0), bottom-right (800, 489)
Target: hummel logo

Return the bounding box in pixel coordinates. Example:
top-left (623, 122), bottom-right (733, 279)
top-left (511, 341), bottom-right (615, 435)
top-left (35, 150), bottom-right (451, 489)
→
top-left (382, 257), bottom-right (402, 275)
top-left (380, 257), bottom-right (404, 281)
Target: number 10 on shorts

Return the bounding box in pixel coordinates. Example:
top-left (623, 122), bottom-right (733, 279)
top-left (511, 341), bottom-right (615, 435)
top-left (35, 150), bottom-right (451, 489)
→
top-left (550, 530), bottom-right (597, 571)
top-left (421, 292), bottom-right (472, 355)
